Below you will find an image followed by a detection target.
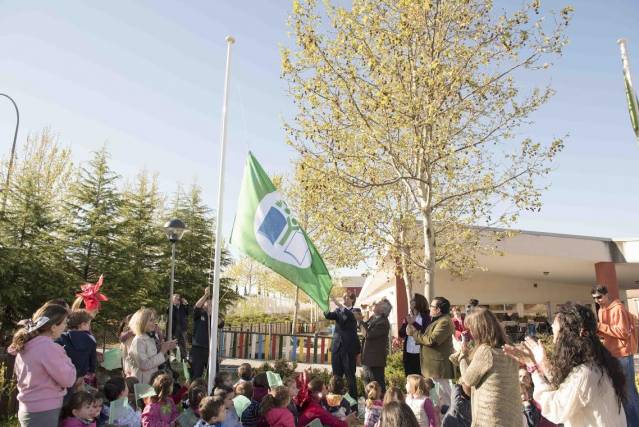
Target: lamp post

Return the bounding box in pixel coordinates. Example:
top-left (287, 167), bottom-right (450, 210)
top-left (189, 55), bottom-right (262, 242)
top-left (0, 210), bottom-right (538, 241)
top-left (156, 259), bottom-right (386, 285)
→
top-left (0, 93), bottom-right (19, 215)
top-left (164, 218), bottom-right (187, 343)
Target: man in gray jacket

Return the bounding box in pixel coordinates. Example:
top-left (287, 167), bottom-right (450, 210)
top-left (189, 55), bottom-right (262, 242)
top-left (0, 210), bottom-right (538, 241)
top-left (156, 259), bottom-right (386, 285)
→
top-left (360, 299), bottom-right (392, 393)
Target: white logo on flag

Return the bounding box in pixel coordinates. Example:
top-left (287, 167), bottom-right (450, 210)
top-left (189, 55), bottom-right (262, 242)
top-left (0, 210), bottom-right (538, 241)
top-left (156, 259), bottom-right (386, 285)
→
top-left (254, 192), bottom-right (311, 268)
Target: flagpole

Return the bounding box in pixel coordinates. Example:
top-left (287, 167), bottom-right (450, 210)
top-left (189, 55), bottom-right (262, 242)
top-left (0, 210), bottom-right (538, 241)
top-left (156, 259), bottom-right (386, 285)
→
top-left (208, 35), bottom-right (235, 394)
top-left (292, 287), bottom-right (300, 334)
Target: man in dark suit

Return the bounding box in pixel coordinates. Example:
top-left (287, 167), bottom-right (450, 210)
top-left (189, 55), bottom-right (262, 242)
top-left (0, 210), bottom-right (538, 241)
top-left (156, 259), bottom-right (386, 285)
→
top-left (360, 299), bottom-right (392, 393)
top-left (324, 291), bottom-right (361, 399)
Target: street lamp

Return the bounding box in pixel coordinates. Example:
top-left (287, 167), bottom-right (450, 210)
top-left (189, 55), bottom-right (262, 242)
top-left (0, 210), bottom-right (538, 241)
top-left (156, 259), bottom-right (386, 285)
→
top-left (164, 218), bottom-right (187, 343)
top-left (0, 93), bottom-right (19, 215)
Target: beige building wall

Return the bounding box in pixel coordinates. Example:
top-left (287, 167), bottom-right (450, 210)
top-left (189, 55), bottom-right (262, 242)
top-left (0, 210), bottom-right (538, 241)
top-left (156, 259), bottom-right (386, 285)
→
top-left (412, 269), bottom-right (619, 318)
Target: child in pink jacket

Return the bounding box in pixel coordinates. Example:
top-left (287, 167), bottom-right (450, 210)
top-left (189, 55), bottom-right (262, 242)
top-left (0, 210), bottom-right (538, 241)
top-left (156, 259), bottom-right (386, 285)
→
top-left (10, 304), bottom-right (77, 427)
top-left (59, 390), bottom-right (97, 427)
top-left (141, 373), bottom-right (178, 427)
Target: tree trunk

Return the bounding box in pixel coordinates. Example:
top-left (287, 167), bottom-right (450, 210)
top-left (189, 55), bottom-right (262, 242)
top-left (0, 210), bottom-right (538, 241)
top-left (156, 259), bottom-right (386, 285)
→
top-left (422, 212), bottom-right (436, 302)
top-left (398, 227), bottom-right (413, 299)
top-left (400, 251), bottom-right (413, 299)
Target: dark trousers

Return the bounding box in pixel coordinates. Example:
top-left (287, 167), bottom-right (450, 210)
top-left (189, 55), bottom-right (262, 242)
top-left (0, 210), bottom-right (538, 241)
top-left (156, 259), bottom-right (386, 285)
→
top-left (331, 349), bottom-right (357, 399)
top-left (173, 330), bottom-right (187, 359)
top-left (363, 365), bottom-right (386, 393)
top-left (190, 345), bottom-right (209, 379)
top-left (403, 352), bottom-right (421, 375)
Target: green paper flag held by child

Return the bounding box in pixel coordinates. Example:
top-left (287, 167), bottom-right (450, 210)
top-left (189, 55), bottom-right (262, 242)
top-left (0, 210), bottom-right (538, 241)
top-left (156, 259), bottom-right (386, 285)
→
top-left (101, 348), bottom-right (122, 371)
top-left (233, 395), bottom-right (252, 418)
top-left (108, 398), bottom-right (129, 424)
top-left (266, 371), bottom-right (283, 388)
top-left (183, 360), bottom-right (191, 383)
top-left (133, 383), bottom-right (156, 410)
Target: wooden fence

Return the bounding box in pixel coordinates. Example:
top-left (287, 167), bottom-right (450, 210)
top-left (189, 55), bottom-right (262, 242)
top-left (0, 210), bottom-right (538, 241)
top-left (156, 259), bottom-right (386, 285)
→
top-left (223, 321), bottom-right (331, 335)
top-left (218, 329), bottom-right (341, 364)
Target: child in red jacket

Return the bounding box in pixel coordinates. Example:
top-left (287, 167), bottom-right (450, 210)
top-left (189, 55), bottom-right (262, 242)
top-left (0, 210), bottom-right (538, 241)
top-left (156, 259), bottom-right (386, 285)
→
top-left (298, 378), bottom-right (356, 427)
top-left (260, 386), bottom-right (295, 427)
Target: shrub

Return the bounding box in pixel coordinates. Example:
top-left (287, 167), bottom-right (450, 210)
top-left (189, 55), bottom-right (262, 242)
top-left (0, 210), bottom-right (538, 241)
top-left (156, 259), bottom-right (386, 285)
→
top-left (226, 313), bottom-right (292, 325)
top-left (254, 359), bottom-right (298, 381)
top-left (384, 351), bottom-right (405, 388)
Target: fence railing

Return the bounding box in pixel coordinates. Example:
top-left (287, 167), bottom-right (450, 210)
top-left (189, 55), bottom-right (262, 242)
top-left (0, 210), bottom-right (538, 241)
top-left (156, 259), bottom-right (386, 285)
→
top-left (223, 321), bottom-right (331, 335)
top-left (218, 329), bottom-right (340, 364)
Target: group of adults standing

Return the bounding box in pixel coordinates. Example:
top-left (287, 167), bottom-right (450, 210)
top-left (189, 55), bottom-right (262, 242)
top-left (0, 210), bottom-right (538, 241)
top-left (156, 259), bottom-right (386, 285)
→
top-left (323, 290), bottom-right (461, 407)
top-left (323, 292), bottom-right (393, 398)
top-left (323, 287), bottom-right (639, 427)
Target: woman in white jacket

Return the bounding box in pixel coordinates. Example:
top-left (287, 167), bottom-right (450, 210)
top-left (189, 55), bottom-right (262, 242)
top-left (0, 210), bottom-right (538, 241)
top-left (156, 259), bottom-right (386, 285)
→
top-left (127, 308), bottom-right (176, 385)
top-left (504, 303), bottom-right (627, 427)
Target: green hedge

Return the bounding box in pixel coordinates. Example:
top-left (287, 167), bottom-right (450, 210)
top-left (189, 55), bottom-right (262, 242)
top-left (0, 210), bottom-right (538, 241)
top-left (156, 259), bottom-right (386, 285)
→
top-left (225, 313), bottom-right (292, 324)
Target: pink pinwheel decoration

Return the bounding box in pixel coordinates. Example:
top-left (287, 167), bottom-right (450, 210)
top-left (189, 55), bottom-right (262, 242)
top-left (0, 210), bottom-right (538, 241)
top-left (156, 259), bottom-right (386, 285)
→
top-left (76, 275), bottom-right (108, 311)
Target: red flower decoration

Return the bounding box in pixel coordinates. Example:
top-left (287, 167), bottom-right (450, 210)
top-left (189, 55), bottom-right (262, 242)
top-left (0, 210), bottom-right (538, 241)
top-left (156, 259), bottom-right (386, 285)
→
top-left (76, 275), bottom-right (108, 311)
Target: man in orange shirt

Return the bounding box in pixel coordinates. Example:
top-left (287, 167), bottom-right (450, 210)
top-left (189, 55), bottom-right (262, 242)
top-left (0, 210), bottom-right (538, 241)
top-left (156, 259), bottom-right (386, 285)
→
top-left (592, 285), bottom-right (639, 425)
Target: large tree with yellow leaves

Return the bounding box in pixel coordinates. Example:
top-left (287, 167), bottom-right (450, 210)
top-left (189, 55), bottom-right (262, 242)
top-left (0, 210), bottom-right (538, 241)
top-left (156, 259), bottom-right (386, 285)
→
top-left (282, 0), bottom-right (572, 300)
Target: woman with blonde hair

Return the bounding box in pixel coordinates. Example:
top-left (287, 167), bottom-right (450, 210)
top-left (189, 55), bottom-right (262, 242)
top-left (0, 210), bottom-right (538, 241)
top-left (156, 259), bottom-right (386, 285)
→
top-left (127, 308), bottom-right (176, 384)
top-left (450, 307), bottom-right (520, 427)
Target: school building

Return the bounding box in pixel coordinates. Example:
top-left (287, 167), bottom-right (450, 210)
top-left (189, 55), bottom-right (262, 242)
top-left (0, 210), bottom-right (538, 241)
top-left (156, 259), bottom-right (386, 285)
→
top-left (356, 228), bottom-right (639, 331)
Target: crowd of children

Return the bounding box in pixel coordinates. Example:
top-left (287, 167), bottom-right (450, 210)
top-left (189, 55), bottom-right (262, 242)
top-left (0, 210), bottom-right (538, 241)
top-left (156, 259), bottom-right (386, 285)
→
top-left (3, 294), bottom-right (521, 427)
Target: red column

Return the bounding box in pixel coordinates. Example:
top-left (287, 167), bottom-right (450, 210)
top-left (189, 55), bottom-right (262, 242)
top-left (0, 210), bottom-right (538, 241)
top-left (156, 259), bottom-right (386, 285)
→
top-left (595, 262), bottom-right (619, 300)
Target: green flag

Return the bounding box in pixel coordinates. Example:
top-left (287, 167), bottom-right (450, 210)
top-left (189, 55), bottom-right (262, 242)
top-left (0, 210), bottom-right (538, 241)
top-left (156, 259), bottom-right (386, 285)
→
top-left (619, 39), bottom-right (639, 143)
top-left (230, 152), bottom-right (333, 311)
top-left (623, 73), bottom-right (639, 142)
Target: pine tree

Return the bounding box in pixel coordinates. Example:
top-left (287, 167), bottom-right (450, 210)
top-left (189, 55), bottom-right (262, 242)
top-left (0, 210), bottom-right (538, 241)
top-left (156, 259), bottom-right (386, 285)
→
top-left (0, 130), bottom-right (74, 328)
top-left (63, 147), bottom-right (121, 304)
top-left (162, 184), bottom-right (239, 316)
top-left (109, 172), bottom-right (165, 321)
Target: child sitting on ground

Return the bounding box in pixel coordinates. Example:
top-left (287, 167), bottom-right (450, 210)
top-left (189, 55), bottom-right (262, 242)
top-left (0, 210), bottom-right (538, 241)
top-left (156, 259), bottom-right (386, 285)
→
top-left (92, 391), bottom-right (109, 427)
top-left (214, 385), bottom-right (242, 427)
top-left (60, 391), bottom-right (97, 427)
top-left (234, 363), bottom-right (253, 387)
top-left (440, 384), bottom-right (471, 427)
top-left (252, 373), bottom-right (270, 403)
top-left (298, 377), bottom-right (355, 427)
top-left (170, 369), bottom-right (189, 405)
top-left (383, 386), bottom-right (405, 404)
top-left (235, 380), bottom-right (260, 427)
top-left (364, 381), bottom-right (383, 427)
top-left (405, 375), bottom-right (438, 427)
top-left (56, 310), bottom-right (98, 388)
top-left (124, 377), bottom-right (140, 410)
top-left (284, 376), bottom-right (300, 425)
top-left (195, 396), bottom-right (227, 427)
top-left (141, 373), bottom-right (179, 427)
top-left (259, 385), bottom-right (295, 427)
top-left (214, 371), bottom-right (233, 389)
top-left (177, 382), bottom-right (207, 427)
top-left (323, 375), bottom-right (351, 419)
top-left (103, 376), bottom-right (141, 427)
top-left (519, 367), bottom-right (557, 427)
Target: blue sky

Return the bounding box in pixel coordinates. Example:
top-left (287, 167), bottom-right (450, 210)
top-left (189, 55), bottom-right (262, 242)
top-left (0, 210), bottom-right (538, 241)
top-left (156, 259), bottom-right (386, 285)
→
top-left (1, 0), bottom-right (639, 262)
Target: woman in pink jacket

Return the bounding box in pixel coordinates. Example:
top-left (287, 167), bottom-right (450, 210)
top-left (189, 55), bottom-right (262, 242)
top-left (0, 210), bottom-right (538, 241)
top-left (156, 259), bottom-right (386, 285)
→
top-left (10, 303), bottom-right (77, 427)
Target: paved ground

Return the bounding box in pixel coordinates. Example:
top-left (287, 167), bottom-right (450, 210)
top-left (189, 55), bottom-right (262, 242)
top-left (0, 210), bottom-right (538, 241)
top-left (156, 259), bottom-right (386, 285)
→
top-left (220, 358), bottom-right (365, 375)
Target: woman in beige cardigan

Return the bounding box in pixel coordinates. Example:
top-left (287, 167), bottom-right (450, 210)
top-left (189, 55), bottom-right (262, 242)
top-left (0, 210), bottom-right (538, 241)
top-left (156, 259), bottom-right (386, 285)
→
top-left (127, 308), bottom-right (176, 384)
top-left (450, 308), bottom-right (521, 427)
